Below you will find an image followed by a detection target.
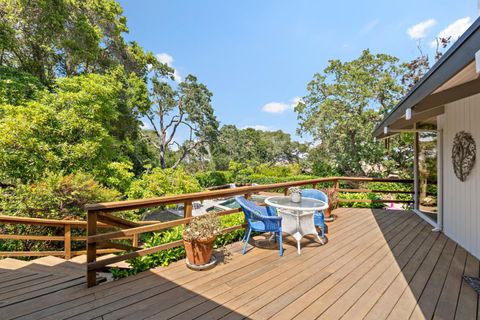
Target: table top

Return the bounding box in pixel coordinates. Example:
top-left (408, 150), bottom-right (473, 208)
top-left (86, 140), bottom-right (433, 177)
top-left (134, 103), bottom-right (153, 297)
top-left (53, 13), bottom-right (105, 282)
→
top-left (265, 196), bottom-right (328, 211)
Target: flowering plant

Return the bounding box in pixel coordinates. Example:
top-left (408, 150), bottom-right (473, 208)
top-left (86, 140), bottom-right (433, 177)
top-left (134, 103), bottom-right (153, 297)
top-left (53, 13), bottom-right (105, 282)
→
top-left (183, 214), bottom-right (221, 242)
top-left (288, 186), bottom-right (301, 194)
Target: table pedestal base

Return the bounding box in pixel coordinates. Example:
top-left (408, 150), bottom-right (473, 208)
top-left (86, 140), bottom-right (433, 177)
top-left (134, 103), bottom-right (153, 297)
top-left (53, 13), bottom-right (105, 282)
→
top-left (279, 210), bottom-right (324, 254)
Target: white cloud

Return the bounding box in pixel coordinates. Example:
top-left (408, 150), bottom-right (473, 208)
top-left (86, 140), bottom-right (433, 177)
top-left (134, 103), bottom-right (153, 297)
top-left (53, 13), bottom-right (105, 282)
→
top-left (262, 102), bottom-right (290, 113)
top-left (243, 125), bottom-right (276, 131)
top-left (156, 53), bottom-right (174, 66)
top-left (437, 17), bottom-right (472, 41)
top-left (407, 18), bottom-right (437, 39)
top-left (155, 53), bottom-right (182, 82)
top-left (262, 96), bottom-right (303, 114)
top-left (359, 19), bottom-right (379, 34)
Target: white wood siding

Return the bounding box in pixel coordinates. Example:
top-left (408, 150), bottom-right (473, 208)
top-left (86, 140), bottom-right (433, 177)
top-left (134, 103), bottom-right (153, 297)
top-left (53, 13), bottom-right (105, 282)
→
top-left (439, 92), bottom-right (480, 259)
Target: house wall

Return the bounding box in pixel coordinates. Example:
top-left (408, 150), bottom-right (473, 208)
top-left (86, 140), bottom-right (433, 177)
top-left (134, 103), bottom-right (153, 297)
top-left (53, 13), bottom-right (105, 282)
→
top-left (438, 92), bottom-right (480, 259)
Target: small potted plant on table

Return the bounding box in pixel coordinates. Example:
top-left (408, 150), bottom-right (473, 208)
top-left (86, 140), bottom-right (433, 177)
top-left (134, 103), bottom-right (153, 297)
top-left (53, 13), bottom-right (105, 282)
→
top-left (289, 186), bottom-right (302, 203)
top-left (183, 214), bottom-right (221, 269)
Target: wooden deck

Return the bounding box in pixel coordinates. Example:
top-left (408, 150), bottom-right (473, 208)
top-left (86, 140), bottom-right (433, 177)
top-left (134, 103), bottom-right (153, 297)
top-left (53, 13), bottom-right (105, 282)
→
top-left (1, 208), bottom-right (479, 319)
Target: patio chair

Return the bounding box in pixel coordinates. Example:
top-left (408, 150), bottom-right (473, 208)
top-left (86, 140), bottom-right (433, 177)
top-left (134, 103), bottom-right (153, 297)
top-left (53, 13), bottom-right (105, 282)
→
top-left (301, 189), bottom-right (327, 240)
top-left (235, 196), bottom-right (283, 256)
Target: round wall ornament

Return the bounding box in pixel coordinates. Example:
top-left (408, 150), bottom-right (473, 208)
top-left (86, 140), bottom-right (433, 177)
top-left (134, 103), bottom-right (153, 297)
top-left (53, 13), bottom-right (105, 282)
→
top-left (452, 131), bottom-right (476, 182)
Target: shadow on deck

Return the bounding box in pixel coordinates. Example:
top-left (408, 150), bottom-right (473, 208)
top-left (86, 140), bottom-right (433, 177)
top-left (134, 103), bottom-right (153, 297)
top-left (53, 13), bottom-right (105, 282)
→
top-left (0, 208), bottom-right (478, 319)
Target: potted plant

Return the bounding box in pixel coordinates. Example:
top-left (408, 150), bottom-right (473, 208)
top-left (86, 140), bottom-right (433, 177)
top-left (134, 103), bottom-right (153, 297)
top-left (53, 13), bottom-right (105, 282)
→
top-left (183, 214), bottom-right (221, 266)
top-left (324, 188), bottom-right (339, 221)
top-left (289, 186), bottom-right (302, 203)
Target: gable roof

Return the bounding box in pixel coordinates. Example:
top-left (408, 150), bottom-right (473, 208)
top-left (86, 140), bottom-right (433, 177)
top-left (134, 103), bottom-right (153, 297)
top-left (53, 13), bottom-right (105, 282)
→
top-left (374, 16), bottom-right (480, 138)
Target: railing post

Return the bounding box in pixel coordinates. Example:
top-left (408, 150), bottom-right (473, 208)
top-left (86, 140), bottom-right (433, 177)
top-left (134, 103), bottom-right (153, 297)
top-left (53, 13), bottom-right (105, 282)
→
top-left (64, 224), bottom-right (71, 260)
top-left (184, 201), bottom-right (192, 218)
top-left (87, 210), bottom-right (97, 287)
top-left (312, 183), bottom-right (317, 189)
top-left (334, 179), bottom-right (340, 191)
top-left (244, 193), bottom-right (251, 200)
top-left (283, 188), bottom-right (288, 196)
top-left (132, 234), bottom-right (139, 247)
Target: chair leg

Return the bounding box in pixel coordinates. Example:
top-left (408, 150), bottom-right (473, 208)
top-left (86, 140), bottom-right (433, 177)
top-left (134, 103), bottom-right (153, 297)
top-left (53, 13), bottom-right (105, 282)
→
top-left (242, 228), bottom-right (252, 255)
top-left (321, 214), bottom-right (325, 239)
top-left (279, 230), bottom-right (283, 256)
top-left (242, 227), bottom-right (249, 242)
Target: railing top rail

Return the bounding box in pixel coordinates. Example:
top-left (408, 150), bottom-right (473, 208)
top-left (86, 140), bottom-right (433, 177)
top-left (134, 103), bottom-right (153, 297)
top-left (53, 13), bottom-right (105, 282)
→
top-left (85, 176), bottom-right (413, 213)
top-left (0, 215), bottom-right (157, 228)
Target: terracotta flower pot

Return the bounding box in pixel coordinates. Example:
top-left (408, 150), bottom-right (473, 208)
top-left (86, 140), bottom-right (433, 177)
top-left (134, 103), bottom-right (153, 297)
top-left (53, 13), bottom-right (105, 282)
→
top-left (324, 207), bottom-right (332, 219)
top-left (183, 235), bottom-right (216, 266)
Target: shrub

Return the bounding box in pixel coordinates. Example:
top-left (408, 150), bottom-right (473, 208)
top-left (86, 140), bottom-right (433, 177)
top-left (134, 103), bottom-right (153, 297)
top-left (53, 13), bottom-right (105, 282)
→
top-left (127, 167), bottom-right (202, 199)
top-left (339, 192), bottom-right (384, 209)
top-left (0, 172), bottom-right (120, 253)
top-left (0, 172), bottom-right (120, 220)
top-left (195, 171), bottom-right (229, 187)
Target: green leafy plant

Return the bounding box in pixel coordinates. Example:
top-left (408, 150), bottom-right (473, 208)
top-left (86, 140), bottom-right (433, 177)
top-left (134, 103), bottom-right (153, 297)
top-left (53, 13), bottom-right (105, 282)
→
top-left (339, 192), bottom-right (384, 208)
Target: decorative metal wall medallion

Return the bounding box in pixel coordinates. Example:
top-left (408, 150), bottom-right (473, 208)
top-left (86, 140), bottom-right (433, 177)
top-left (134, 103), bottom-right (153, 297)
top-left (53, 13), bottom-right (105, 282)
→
top-left (452, 131), bottom-right (476, 182)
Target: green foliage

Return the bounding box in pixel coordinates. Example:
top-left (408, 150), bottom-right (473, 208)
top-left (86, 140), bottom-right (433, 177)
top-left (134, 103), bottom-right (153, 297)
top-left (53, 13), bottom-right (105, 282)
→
top-left (225, 161), bottom-right (313, 185)
top-left (126, 167), bottom-right (202, 199)
top-left (0, 66), bottom-right (44, 104)
top-left (0, 72), bottom-right (134, 183)
top-left (0, 0), bottom-right (151, 84)
top-left (0, 172), bottom-right (120, 253)
top-left (0, 172), bottom-right (120, 220)
top-left (102, 161), bottom-right (135, 194)
top-left (110, 213), bottom-right (245, 279)
top-left (339, 193), bottom-right (384, 209)
top-left (212, 125), bottom-right (307, 170)
top-left (195, 171), bottom-right (229, 188)
top-left (297, 49), bottom-right (410, 177)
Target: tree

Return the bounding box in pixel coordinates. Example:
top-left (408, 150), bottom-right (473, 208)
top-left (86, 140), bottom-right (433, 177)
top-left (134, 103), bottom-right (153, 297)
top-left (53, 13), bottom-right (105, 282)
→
top-left (0, 0), bottom-right (156, 85)
top-left (0, 72), bottom-right (128, 182)
top-left (296, 50), bottom-right (406, 176)
top-left (141, 72), bottom-right (219, 169)
top-left (0, 66), bottom-right (44, 104)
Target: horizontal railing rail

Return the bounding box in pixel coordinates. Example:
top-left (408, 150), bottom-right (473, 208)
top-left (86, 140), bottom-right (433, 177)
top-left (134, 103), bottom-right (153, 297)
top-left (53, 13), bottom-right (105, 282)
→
top-left (0, 215), bottom-right (157, 259)
top-left (85, 176), bottom-right (415, 287)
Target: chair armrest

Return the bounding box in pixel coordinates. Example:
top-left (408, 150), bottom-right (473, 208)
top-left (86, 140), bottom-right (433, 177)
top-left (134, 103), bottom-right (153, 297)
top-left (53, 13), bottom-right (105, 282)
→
top-left (251, 211), bottom-right (282, 221)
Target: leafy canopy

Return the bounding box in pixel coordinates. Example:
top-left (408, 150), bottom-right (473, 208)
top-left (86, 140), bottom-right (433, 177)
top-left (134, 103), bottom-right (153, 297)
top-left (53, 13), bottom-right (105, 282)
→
top-left (296, 49), bottom-right (407, 176)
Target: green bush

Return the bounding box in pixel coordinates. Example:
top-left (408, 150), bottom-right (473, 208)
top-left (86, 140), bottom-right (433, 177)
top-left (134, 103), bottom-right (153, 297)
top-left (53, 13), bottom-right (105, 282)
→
top-left (0, 172), bottom-right (120, 253)
top-left (110, 213), bottom-right (245, 279)
top-left (127, 167), bottom-right (202, 199)
top-left (195, 170), bottom-right (229, 187)
top-left (339, 192), bottom-right (384, 208)
top-left (0, 66), bottom-right (44, 105)
top-left (0, 172), bottom-right (120, 220)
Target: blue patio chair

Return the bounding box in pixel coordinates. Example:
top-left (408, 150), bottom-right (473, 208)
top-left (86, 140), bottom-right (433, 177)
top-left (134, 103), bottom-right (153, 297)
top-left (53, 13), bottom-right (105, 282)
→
top-left (235, 196), bottom-right (283, 256)
top-left (301, 189), bottom-right (327, 240)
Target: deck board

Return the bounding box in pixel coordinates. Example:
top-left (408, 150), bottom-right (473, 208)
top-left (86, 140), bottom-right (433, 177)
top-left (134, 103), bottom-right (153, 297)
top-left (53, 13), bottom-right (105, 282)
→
top-left (1, 208), bottom-right (479, 320)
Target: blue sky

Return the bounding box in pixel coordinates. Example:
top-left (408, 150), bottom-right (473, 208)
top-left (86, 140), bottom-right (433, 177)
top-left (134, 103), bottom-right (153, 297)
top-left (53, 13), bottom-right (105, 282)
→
top-left (119, 0), bottom-right (476, 142)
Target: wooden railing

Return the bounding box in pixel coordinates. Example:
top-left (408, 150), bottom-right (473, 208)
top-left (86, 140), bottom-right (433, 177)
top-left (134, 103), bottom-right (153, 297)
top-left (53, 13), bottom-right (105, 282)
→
top-left (85, 176), bottom-right (414, 287)
top-left (0, 215), bottom-right (157, 259)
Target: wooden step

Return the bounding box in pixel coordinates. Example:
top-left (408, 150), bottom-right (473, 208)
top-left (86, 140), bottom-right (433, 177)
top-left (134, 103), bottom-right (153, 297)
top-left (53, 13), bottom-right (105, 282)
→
top-left (0, 257), bottom-right (31, 270)
top-left (31, 256), bottom-right (84, 276)
top-left (70, 254), bottom-right (131, 269)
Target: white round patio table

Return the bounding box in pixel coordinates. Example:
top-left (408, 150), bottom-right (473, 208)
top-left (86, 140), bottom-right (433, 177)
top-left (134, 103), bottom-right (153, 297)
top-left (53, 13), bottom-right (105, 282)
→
top-left (265, 196), bottom-right (328, 255)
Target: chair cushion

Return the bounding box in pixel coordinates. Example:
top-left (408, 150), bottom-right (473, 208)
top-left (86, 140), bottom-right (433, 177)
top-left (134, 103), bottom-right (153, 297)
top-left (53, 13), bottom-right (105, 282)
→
top-left (249, 220), bottom-right (267, 231)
